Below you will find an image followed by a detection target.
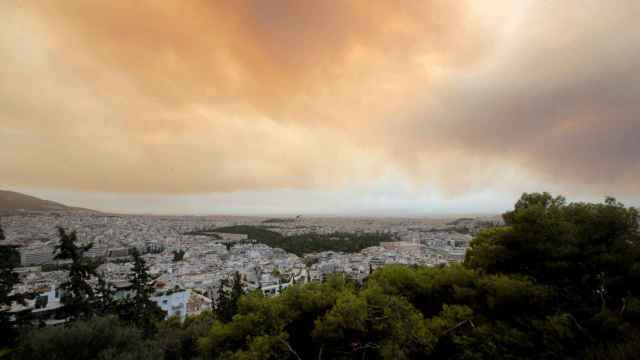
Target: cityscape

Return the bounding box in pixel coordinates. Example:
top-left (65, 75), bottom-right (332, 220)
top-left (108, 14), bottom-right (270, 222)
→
top-left (2, 0), bottom-right (639, 358)
top-left (3, 206), bottom-right (499, 321)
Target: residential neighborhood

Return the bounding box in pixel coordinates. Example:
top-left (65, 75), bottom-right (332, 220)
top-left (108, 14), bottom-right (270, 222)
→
top-left (2, 212), bottom-right (499, 320)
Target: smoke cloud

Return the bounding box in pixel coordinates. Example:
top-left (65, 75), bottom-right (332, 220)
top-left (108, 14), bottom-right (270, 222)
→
top-left (1, 1), bottom-right (638, 199)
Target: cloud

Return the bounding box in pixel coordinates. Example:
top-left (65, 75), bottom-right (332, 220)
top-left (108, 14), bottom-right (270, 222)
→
top-left (392, 1), bottom-right (640, 195)
top-left (1, 0), bottom-right (638, 200)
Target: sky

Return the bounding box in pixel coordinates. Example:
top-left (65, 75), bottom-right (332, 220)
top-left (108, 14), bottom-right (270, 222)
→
top-left (1, 1), bottom-right (639, 215)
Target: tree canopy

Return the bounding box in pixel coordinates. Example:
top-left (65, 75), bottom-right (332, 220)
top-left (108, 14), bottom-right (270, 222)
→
top-left (0, 220), bottom-right (32, 350)
top-left (119, 248), bottom-right (165, 336)
top-left (211, 225), bottom-right (395, 256)
top-left (53, 227), bottom-right (98, 320)
top-left (13, 316), bottom-right (162, 360)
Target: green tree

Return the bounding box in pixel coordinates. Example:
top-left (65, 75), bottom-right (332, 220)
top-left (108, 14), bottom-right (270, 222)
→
top-left (210, 225), bottom-right (395, 256)
top-left (95, 275), bottom-right (115, 315)
top-left (13, 316), bottom-right (162, 360)
top-left (466, 193), bottom-right (640, 319)
top-left (120, 248), bottom-right (164, 335)
top-left (464, 193), bottom-right (640, 357)
top-left (313, 285), bottom-right (435, 360)
top-left (214, 279), bottom-right (232, 322)
top-left (157, 310), bottom-right (215, 360)
top-left (354, 264), bottom-right (553, 359)
top-left (200, 274), bottom-right (354, 359)
top-left (230, 271), bottom-right (244, 311)
top-left (214, 272), bottom-right (245, 323)
top-left (53, 227), bottom-right (97, 320)
top-left (0, 223), bottom-right (32, 350)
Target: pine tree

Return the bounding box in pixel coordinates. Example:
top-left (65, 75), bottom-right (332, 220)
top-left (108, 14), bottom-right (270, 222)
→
top-left (53, 227), bottom-right (97, 320)
top-left (214, 279), bottom-right (231, 322)
top-left (123, 248), bottom-right (164, 335)
top-left (229, 271), bottom-right (244, 312)
top-left (227, 271), bottom-right (244, 320)
top-left (95, 275), bottom-right (115, 315)
top-left (0, 219), bottom-right (32, 348)
top-left (214, 272), bottom-right (244, 323)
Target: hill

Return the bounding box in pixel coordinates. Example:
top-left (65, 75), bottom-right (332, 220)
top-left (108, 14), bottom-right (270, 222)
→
top-left (0, 190), bottom-right (95, 213)
top-left (209, 225), bottom-right (395, 256)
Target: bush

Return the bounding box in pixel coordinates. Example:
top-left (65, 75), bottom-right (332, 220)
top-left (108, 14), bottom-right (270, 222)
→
top-left (13, 316), bottom-right (161, 360)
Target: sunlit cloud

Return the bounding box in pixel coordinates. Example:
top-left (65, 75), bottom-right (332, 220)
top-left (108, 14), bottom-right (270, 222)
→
top-left (1, 1), bottom-right (638, 212)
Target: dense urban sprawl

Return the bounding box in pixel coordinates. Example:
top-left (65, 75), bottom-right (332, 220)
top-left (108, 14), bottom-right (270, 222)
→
top-left (2, 212), bottom-right (499, 320)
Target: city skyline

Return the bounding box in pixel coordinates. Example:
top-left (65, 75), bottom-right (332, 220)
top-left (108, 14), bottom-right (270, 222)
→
top-left (2, 1), bottom-right (639, 214)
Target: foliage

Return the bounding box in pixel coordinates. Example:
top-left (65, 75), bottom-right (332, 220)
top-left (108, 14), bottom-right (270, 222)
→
top-left (212, 225), bottom-right (394, 256)
top-left (313, 284), bottom-right (436, 359)
top-left (95, 275), bottom-right (115, 315)
top-left (262, 218), bottom-right (297, 224)
top-left (13, 316), bottom-right (162, 360)
top-left (200, 274), bottom-right (354, 360)
top-left (466, 193), bottom-right (640, 331)
top-left (119, 248), bottom-right (165, 335)
top-left (53, 227), bottom-right (98, 320)
top-left (215, 271), bottom-right (245, 323)
top-left (211, 225), bottom-right (282, 242)
top-left (157, 311), bottom-right (216, 360)
top-left (173, 249), bottom-right (186, 262)
top-left (0, 229), bottom-right (32, 349)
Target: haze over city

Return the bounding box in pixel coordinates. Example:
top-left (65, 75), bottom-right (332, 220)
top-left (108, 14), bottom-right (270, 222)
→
top-left (3, 2), bottom-right (640, 359)
top-left (2, 1), bottom-right (639, 214)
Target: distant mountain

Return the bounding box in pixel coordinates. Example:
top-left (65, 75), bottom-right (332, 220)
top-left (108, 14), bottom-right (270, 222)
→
top-left (0, 190), bottom-right (96, 213)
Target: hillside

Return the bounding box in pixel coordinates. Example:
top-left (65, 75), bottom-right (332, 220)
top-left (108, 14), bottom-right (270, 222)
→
top-left (211, 225), bottom-right (394, 256)
top-left (0, 190), bottom-right (94, 213)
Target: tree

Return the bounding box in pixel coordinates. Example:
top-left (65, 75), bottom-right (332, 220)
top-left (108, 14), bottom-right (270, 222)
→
top-left (53, 227), bottom-right (97, 320)
top-left (0, 224), bottom-right (32, 349)
top-left (156, 310), bottom-right (215, 360)
top-left (13, 316), bottom-right (162, 360)
top-left (214, 272), bottom-right (244, 323)
top-left (214, 279), bottom-right (231, 322)
top-left (229, 271), bottom-right (244, 315)
top-left (313, 285), bottom-right (435, 360)
top-left (172, 249), bottom-right (185, 262)
top-left (466, 193), bottom-right (640, 317)
top-left (121, 248), bottom-right (165, 335)
top-left (464, 193), bottom-right (640, 357)
top-left (201, 274), bottom-right (354, 360)
top-left (95, 275), bottom-right (115, 315)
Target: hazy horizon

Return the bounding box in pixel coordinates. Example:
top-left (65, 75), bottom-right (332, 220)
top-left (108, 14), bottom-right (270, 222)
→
top-left (1, 186), bottom-right (624, 217)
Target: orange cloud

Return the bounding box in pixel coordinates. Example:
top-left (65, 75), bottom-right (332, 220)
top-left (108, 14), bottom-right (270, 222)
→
top-left (1, 1), bottom-right (638, 198)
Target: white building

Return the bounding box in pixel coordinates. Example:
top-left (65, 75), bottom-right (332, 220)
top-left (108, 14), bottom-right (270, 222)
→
top-left (152, 289), bottom-right (212, 320)
top-left (20, 246), bottom-right (55, 266)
